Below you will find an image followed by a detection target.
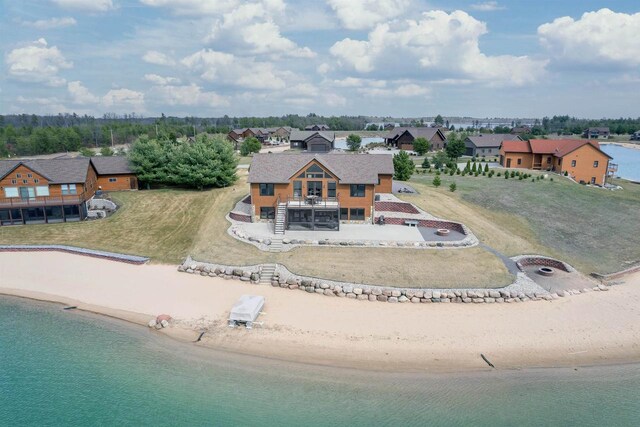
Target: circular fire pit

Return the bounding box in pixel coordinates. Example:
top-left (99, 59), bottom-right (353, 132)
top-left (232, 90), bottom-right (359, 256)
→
top-left (538, 267), bottom-right (554, 276)
top-left (436, 229), bottom-right (450, 236)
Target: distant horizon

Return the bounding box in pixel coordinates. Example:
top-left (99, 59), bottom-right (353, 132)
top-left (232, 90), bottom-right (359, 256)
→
top-left (2, 1), bottom-right (639, 117)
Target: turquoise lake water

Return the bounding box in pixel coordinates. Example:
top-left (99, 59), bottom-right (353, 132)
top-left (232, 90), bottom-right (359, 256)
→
top-left (1, 296), bottom-right (639, 426)
top-left (600, 144), bottom-right (640, 181)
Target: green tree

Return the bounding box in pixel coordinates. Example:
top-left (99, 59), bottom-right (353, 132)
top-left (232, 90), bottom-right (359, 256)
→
top-left (79, 147), bottom-right (94, 157)
top-left (484, 164), bottom-right (489, 173)
top-left (393, 150), bottom-right (415, 181)
top-left (433, 175), bottom-right (441, 187)
top-left (412, 137), bottom-right (430, 155)
top-left (434, 114), bottom-right (444, 126)
top-left (240, 136), bottom-right (261, 156)
top-left (100, 146), bottom-right (114, 156)
top-left (433, 151), bottom-right (448, 169)
top-left (421, 157), bottom-right (431, 169)
top-left (471, 162), bottom-right (477, 173)
top-left (129, 136), bottom-right (170, 186)
top-left (346, 134), bottom-right (362, 151)
top-left (449, 182), bottom-right (456, 192)
top-left (445, 135), bottom-right (466, 160)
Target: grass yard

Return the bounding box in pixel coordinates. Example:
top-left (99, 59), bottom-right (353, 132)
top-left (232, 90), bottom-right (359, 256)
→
top-left (409, 169), bottom-right (640, 274)
top-left (0, 189), bottom-right (214, 264)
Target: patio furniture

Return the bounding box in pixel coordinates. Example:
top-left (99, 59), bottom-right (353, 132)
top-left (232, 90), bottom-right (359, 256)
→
top-left (404, 219), bottom-right (419, 227)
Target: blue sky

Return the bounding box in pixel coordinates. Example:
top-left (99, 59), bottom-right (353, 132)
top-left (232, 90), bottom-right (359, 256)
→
top-left (1, 0), bottom-right (639, 118)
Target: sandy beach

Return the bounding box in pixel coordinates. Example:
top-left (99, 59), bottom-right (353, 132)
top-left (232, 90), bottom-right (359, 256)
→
top-left (1, 251), bottom-right (639, 372)
top-left (600, 141), bottom-right (640, 150)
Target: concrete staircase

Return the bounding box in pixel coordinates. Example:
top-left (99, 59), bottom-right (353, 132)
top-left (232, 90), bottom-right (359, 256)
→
top-left (260, 264), bottom-right (277, 284)
top-left (269, 238), bottom-right (283, 253)
top-left (274, 203), bottom-right (286, 235)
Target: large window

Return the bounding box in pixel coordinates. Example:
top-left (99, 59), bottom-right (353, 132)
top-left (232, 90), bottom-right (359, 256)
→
top-left (350, 208), bottom-right (365, 220)
top-left (61, 184), bottom-right (77, 195)
top-left (35, 186), bottom-right (49, 196)
top-left (259, 183), bottom-right (274, 196)
top-left (305, 164), bottom-right (325, 178)
top-left (260, 207), bottom-right (275, 219)
top-left (327, 181), bottom-right (336, 198)
top-left (4, 187), bottom-right (18, 198)
top-left (350, 184), bottom-right (365, 197)
top-left (293, 181), bottom-right (302, 198)
top-left (340, 208), bottom-right (348, 220)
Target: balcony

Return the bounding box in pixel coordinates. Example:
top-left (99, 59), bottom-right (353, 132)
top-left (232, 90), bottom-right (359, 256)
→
top-left (0, 193), bottom-right (88, 209)
top-left (286, 195), bottom-right (339, 209)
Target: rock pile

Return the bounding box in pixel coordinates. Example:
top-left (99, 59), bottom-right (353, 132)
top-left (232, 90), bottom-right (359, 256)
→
top-left (178, 262), bottom-right (260, 283)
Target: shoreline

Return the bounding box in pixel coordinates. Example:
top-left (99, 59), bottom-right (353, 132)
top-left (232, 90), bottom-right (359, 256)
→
top-left (1, 252), bottom-right (640, 373)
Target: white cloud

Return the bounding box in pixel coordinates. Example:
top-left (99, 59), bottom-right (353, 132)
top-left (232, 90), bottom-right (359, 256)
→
top-left (6, 38), bottom-right (72, 86)
top-left (153, 84), bottom-right (228, 106)
top-left (470, 2), bottom-right (505, 12)
top-left (142, 50), bottom-right (176, 66)
top-left (181, 48), bottom-right (287, 89)
top-left (327, 0), bottom-right (410, 30)
top-left (144, 73), bottom-right (181, 85)
top-left (52, 0), bottom-right (114, 12)
top-left (538, 8), bottom-right (640, 67)
top-left (317, 63), bottom-right (330, 75)
top-left (103, 88), bottom-right (145, 109)
top-left (331, 77), bottom-right (387, 88)
top-left (67, 81), bottom-right (99, 104)
top-left (140, 0), bottom-right (239, 16)
top-left (330, 10), bottom-right (547, 86)
top-left (204, 1), bottom-right (315, 58)
top-left (395, 83), bottom-right (430, 97)
top-left (22, 17), bottom-right (77, 29)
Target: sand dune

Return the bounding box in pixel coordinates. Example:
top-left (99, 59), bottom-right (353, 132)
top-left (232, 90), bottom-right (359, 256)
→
top-left (1, 251), bottom-right (639, 372)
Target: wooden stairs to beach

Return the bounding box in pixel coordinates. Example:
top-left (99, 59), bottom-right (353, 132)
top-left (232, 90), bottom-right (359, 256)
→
top-left (260, 264), bottom-right (277, 284)
top-left (274, 203), bottom-right (286, 235)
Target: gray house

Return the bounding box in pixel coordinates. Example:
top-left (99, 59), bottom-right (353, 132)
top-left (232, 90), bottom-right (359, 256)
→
top-left (384, 127), bottom-right (447, 151)
top-left (464, 134), bottom-right (522, 157)
top-left (290, 130), bottom-right (335, 152)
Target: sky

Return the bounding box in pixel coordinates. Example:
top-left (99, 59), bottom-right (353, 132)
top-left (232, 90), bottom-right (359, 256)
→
top-left (1, 0), bottom-right (639, 119)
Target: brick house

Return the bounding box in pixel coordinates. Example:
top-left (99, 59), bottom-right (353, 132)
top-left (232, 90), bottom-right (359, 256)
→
top-left (499, 139), bottom-right (612, 185)
top-left (247, 153), bottom-right (393, 232)
top-left (464, 134), bottom-right (521, 157)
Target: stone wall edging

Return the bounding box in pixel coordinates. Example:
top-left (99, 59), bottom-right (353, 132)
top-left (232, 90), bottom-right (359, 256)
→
top-left (591, 262), bottom-right (640, 281)
top-left (179, 256), bottom-right (612, 305)
top-left (512, 255), bottom-right (576, 273)
top-left (0, 245), bottom-right (149, 264)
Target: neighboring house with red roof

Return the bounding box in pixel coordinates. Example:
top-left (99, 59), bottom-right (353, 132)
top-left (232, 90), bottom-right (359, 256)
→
top-left (384, 127), bottom-right (447, 151)
top-left (499, 139), bottom-right (612, 185)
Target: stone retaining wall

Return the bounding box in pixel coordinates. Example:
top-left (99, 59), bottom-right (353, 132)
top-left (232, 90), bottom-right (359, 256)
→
top-left (179, 255), bottom-right (611, 305)
top-left (0, 245), bottom-right (149, 264)
top-left (229, 212), bottom-right (252, 223)
top-left (513, 255), bottom-right (575, 273)
top-left (374, 217), bottom-right (466, 234)
top-left (591, 262), bottom-right (640, 281)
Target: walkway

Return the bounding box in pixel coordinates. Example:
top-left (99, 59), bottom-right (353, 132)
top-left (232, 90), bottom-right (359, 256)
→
top-left (479, 243), bottom-right (520, 275)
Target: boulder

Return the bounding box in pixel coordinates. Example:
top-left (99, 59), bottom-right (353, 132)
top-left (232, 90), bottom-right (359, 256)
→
top-left (346, 293), bottom-right (357, 299)
top-left (288, 284), bottom-right (299, 290)
top-left (484, 297), bottom-right (496, 303)
top-left (147, 320), bottom-right (157, 328)
top-left (398, 296), bottom-right (409, 303)
top-left (440, 298), bottom-right (451, 303)
top-left (473, 298), bottom-right (485, 303)
top-left (496, 298), bottom-right (504, 303)
top-left (353, 288), bottom-right (363, 295)
top-left (356, 294), bottom-right (368, 301)
top-left (377, 295), bottom-right (388, 302)
top-left (598, 284), bottom-right (609, 291)
top-left (320, 283), bottom-right (330, 290)
top-left (334, 286), bottom-right (343, 294)
top-left (368, 295), bottom-right (377, 302)
top-left (324, 289), bottom-right (335, 296)
top-left (388, 296), bottom-right (398, 303)
top-left (432, 291), bottom-right (441, 299)
top-left (391, 290), bottom-right (401, 297)
top-left (315, 288), bottom-right (324, 295)
top-left (371, 288), bottom-right (382, 296)
top-left (411, 297), bottom-right (420, 303)
top-left (462, 297), bottom-right (472, 303)
top-left (160, 319), bottom-right (169, 328)
top-left (489, 290), bottom-right (501, 298)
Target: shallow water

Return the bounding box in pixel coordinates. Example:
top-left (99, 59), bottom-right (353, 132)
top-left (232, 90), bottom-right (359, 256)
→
top-left (600, 144), bottom-right (640, 181)
top-left (1, 296), bottom-right (638, 426)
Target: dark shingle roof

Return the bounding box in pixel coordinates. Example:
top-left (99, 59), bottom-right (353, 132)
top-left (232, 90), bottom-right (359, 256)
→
top-left (248, 153), bottom-right (394, 184)
top-left (466, 134), bottom-right (521, 148)
top-left (90, 156), bottom-right (134, 175)
top-left (0, 157), bottom-right (91, 184)
top-left (385, 127), bottom-right (445, 141)
top-left (289, 130), bottom-right (335, 142)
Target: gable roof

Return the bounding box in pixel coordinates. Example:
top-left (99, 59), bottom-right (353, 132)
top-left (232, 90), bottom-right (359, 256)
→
top-left (0, 157), bottom-right (92, 184)
top-left (500, 140), bottom-right (531, 153)
top-left (289, 130), bottom-right (335, 142)
top-left (90, 156), bottom-right (135, 175)
top-left (385, 127), bottom-right (445, 141)
top-left (248, 153), bottom-right (394, 184)
top-left (466, 134), bottom-right (521, 148)
top-left (529, 139), bottom-right (612, 159)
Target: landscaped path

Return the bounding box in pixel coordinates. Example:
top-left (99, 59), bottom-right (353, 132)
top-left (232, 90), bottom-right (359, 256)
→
top-left (479, 243), bottom-right (520, 275)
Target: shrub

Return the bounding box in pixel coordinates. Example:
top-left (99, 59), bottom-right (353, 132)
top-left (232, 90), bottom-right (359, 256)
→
top-left (412, 137), bottom-right (430, 155)
top-left (496, 172), bottom-right (501, 177)
top-left (100, 146), bottom-right (114, 156)
top-left (456, 169), bottom-right (461, 175)
top-left (449, 182), bottom-right (457, 192)
top-left (532, 178), bottom-right (535, 182)
top-left (481, 157), bottom-right (485, 162)
top-left (449, 170), bottom-right (455, 176)
top-left (436, 170), bottom-right (441, 176)
top-left (518, 175), bottom-right (523, 180)
top-left (550, 177), bottom-right (554, 181)
top-left (422, 157), bottom-right (431, 169)
top-left (346, 134), bottom-right (362, 151)
top-left (433, 175), bottom-right (441, 187)
top-left (79, 147), bottom-right (94, 157)
top-left (505, 173), bottom-right (509, 179)
top-left (240, 137), bottom-right (261, 156)
top-left (540, 175), bottom-right (545, 180)
top-left (484, 164), bottom-right (489, 173)
top-left (393, 150), bottom-right (415, 181)
top-left (474, 171), bottom-right (479, 177)
top-left (510, 171), bottom-right (516, 178)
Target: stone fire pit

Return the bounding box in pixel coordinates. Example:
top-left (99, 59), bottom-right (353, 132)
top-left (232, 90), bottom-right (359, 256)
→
top-left (538, 267), bottom-right (554, 276)
top-left (436, 229), bottom-right (450, 236)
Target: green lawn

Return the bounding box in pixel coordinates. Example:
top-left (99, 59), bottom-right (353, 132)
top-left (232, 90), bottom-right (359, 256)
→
top-left (409, 169), bottom-right (640, 274)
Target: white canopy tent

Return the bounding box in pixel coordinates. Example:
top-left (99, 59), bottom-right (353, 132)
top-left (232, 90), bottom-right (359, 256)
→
top-left (229, 295), bottom-right (265, 328)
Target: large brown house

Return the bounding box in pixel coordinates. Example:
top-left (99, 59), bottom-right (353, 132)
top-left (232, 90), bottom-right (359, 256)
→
top-left (0, 156), bottom-right (137, 226)
top-left (499, 139), bottom-right (612, 185)
top-left (384, 127), bottom-right (447, 151)
top-left (248, 153), bottom-right (393, 232)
